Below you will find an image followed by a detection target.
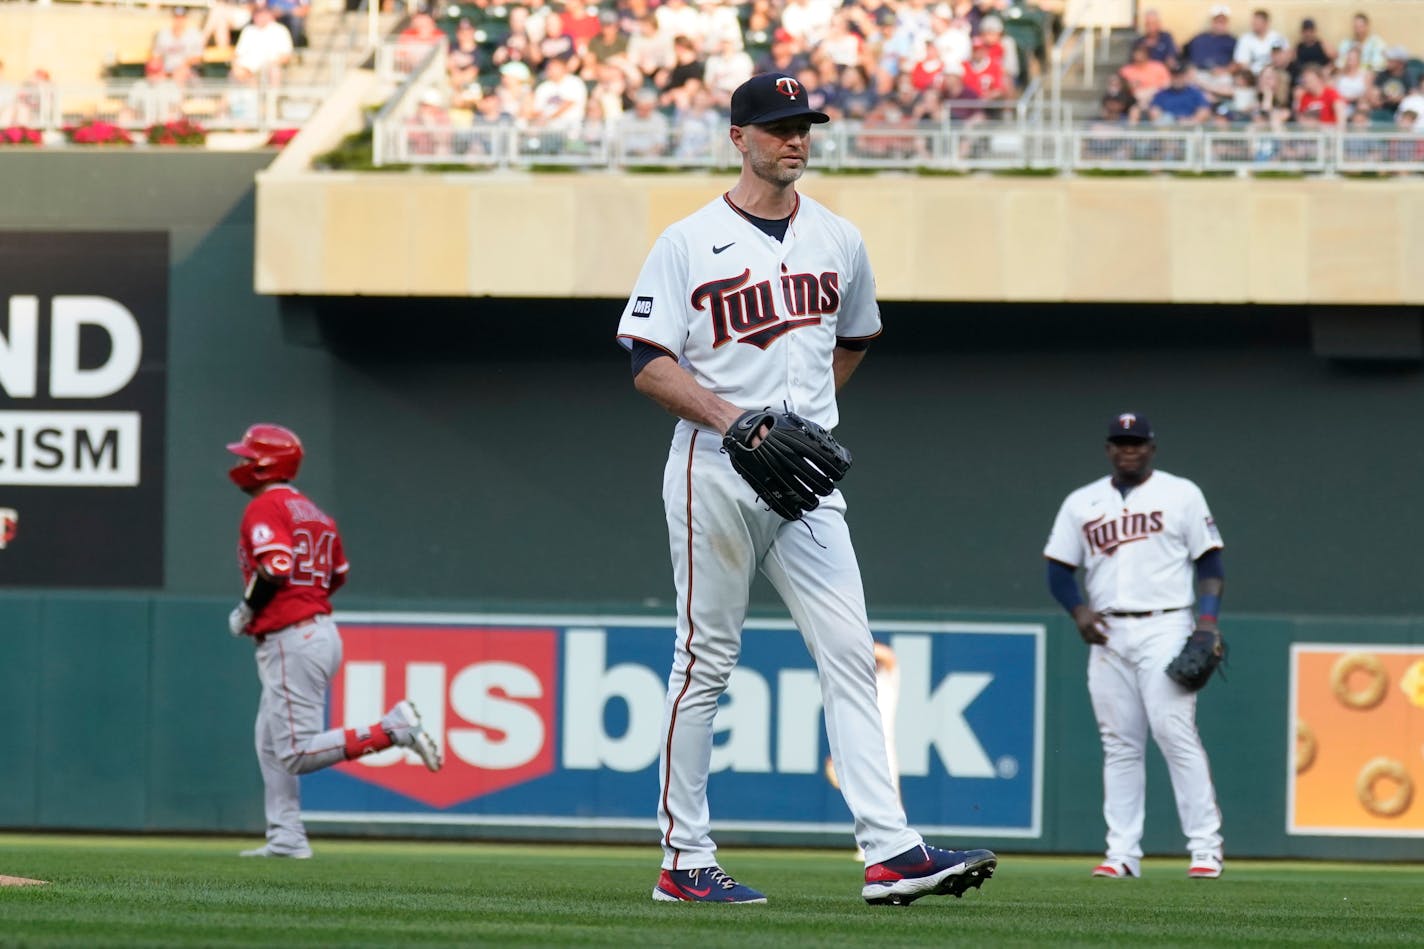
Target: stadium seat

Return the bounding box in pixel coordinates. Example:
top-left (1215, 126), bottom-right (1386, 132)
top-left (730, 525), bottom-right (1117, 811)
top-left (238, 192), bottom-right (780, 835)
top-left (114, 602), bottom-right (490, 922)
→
top-left (1002, 5), bottom-right (1046, 57)
top-left (106, 61), bottom-right (149, 79)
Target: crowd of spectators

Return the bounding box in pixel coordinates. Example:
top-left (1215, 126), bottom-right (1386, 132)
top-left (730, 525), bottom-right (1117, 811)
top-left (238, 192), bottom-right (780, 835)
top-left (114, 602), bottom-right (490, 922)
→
top-left (97, 1), bottom-right (301, 126)
top-left (401, 0), bottom-right (1061, 150)
top-left (1099, 6), bottom-right (1424, 133)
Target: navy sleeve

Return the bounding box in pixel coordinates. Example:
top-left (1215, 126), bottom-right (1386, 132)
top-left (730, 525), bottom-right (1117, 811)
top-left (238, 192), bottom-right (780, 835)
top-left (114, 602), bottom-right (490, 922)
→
top-left (1046, 559), bottom-right (1084, 613)
top-left (630, 339), bottom-right (674, 377)
top-left (1194, 547), bottom-right (1224, 580)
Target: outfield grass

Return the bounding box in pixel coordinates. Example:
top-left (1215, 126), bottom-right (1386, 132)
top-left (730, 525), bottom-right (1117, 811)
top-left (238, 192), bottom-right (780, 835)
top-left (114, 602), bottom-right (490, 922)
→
top-left (0, 834), bottom-right (1419, 947)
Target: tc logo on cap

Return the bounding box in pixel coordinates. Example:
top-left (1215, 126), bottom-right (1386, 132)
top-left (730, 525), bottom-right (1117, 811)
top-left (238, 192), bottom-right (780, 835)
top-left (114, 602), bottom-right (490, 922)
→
top-left (1117, 413), bottom-right (1136, 429)
top-left (775, 77), bottom-right (802, 100)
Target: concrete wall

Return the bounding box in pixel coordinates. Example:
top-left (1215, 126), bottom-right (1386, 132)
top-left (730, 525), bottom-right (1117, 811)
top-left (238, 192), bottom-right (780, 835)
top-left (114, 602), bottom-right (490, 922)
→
top-left (0, 5), bottom-right (173, 84)
top-left (256, 173), bottom-right (1424, 304)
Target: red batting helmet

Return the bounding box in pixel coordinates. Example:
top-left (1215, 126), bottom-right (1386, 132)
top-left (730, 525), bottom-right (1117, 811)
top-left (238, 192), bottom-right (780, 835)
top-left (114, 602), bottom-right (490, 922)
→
top-left (227, 423), bottom-right (303, 490)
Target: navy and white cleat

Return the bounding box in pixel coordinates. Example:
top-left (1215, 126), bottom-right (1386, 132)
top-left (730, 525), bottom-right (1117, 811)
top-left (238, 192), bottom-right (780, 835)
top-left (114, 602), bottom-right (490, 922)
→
top-left (653, 866), bottom-right (768, 903)
top-left (862, 845), bottom-right (996, 906)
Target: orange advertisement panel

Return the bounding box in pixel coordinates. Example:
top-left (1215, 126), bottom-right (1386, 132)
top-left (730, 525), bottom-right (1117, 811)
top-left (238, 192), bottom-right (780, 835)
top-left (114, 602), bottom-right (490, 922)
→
top-left (1290, 645), bottom-right (1424, 836)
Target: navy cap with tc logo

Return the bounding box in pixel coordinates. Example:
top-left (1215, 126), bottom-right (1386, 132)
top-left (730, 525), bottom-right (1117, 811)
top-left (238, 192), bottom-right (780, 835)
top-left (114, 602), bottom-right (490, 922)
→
top-left (730, 73), bottom-right (831, 127)
top-left (1107, 412), bottom-right (1154, 441)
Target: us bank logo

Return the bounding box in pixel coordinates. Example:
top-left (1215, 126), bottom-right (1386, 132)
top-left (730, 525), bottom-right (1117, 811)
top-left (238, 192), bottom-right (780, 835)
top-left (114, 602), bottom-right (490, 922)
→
top-left (304, 613), bottom-right (1045, 838)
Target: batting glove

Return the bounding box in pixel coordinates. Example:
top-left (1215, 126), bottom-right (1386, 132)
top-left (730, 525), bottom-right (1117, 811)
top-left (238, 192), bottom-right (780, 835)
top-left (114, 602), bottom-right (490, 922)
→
top-left (228, 603), bottom-right (254, 638)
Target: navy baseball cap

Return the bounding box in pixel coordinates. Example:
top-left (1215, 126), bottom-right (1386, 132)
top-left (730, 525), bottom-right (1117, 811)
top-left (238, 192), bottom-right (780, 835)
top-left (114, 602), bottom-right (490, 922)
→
top-left (730, 73), bottom-right (830, 127)
top-left (1107, 412), bottom-right (1154, 441)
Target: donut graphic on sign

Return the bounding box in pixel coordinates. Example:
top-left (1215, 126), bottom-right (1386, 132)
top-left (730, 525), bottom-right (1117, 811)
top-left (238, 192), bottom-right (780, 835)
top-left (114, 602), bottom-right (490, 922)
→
top-left (0, 508), bottom-right (16, 549)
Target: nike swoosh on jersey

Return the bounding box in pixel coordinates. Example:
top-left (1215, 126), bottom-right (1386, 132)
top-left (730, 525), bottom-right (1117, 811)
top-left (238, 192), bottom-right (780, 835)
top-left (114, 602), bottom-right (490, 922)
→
top-left (713, 242), bottom-right (735, 254)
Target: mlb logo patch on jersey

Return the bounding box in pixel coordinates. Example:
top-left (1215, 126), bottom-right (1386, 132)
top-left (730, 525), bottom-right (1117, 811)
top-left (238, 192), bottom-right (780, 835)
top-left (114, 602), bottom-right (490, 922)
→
top-left (632, 296), bottom-right (654, 317)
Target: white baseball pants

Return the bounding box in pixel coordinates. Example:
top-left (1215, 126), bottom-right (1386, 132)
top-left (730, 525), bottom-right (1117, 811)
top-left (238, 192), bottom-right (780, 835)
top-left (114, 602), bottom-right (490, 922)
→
top-left (252, 615), bottom-right (350, 853)
top-left (1088, 610), bottom-right (1223, 867)
top-left (655, 427), bottom-right (920, 869)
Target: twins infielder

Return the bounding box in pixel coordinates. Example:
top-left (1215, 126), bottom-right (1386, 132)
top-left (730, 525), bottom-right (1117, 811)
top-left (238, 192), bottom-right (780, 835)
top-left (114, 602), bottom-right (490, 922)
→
top-left (227, 423), bottom-right (443, 858)
top-left (616, 72), bottom-right (996, 905)
top-left (1043, 414), bottom-right (1225, 879)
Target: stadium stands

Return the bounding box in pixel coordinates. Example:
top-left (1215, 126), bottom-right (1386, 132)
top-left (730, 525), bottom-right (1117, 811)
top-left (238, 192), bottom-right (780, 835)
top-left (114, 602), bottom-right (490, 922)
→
top-left (1, 0), bottom-right (1420, 169)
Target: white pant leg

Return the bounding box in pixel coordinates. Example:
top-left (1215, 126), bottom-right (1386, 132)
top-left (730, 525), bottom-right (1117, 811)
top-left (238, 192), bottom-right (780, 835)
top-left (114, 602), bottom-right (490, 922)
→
top-left (656, 429), bottom-right (770, 870)
top-left (1088, 632), bottom-right (1149, 867)
top-left (255, 617), bottom-right (347, 778)
top-left (760, 497), bottom-right (919, 865)
top-left (253, 673), bottom-right (306, 851)
top-left (1136, 613), bottom-right (1223, 857)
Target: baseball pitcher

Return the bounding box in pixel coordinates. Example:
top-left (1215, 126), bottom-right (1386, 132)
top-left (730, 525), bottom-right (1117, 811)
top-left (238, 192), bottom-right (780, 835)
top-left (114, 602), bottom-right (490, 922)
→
top-left (617, 73), bottom-right (996, 905)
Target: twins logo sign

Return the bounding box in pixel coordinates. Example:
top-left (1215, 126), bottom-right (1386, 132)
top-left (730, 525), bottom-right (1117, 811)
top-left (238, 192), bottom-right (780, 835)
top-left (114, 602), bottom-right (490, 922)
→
top-left (303, 614), bottom-right (1044, 838)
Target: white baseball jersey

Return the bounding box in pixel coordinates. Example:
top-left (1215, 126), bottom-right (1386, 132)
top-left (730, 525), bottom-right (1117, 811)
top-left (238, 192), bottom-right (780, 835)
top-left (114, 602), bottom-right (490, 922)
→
top-left (616, 193), bottom-right (881, 431)
top-left (619, 190), bottom-right (924, 872)
top-left (1043, 470), bottom-right (1222, 612)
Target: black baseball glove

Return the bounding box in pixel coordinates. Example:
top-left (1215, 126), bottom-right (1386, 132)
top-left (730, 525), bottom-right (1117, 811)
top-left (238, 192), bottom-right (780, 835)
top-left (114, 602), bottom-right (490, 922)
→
top-left (722, 408), bottom-right (852, 521)
top-left (1166, 627), bottom-right (1227, 691)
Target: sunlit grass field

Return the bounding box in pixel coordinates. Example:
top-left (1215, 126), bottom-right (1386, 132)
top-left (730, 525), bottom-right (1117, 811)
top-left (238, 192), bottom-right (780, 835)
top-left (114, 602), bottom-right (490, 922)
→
top-left (0, 834), bottom-right (1418, 947)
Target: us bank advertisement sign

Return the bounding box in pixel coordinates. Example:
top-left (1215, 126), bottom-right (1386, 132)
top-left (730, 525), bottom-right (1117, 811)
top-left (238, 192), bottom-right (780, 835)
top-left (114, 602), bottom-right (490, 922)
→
top-left (0, 232), bottom-right (167, 586)
top-left (303, 614), bottom-right (1044, 838)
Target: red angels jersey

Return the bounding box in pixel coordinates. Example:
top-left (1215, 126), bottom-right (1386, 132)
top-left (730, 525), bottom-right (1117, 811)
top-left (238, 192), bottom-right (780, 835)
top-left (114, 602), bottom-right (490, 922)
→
top-left (1042, 470), bottom-right (1223, 613)
top-left (616, 192), bottom-right (882, 434)
top-left (237, 485), bottom-right (350, 636)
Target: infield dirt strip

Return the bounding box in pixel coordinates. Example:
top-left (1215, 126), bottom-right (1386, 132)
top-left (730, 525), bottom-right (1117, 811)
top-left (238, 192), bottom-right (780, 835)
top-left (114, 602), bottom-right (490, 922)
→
top-left (0, 875), bottom-right (49, 886)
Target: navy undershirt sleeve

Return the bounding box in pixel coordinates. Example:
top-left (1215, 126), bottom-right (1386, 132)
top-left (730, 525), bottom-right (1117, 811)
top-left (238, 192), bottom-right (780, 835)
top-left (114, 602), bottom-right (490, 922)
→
top-left (630, 340), bottom-right (671, 377)
top-left (1194, 547), bottom-right (1224, 580)
top-left (1046, 559), bottom-right (1084, 613)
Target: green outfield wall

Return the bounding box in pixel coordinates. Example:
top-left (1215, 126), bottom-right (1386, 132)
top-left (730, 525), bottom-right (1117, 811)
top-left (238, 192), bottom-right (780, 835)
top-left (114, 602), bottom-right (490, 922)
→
top-left (3, 153), bottom-right (1424, 858)
top-left (2, 591), bottom-right (1421, 861)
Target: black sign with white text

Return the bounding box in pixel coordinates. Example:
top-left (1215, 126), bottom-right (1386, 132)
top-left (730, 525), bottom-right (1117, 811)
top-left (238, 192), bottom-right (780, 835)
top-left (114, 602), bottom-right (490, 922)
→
top-left (0, 231), bottom-right (167, 587)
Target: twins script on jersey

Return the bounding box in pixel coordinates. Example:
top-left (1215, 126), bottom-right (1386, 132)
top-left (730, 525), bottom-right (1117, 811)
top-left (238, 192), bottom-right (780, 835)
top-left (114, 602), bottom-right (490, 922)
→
top-left (238, 485), bottom-right (350, 635)
top-left (616, 193), bottom-right (881, 432)
top-left (1042, 470), bottom-right (1223, 613)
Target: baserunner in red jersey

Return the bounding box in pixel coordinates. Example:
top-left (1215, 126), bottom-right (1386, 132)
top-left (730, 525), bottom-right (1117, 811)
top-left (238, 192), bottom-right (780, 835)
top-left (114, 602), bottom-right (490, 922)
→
top-left (226, 423), bottom-right (443, 859)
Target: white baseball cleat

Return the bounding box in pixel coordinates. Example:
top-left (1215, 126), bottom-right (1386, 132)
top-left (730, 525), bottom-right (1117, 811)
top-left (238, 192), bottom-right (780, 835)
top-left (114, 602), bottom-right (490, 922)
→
top-left (1188, 852), bottom-right (1223, 879)
top-left (384, 699), bottom-right (443, 772)
top-left (239, 844), bottom-right (312, 859)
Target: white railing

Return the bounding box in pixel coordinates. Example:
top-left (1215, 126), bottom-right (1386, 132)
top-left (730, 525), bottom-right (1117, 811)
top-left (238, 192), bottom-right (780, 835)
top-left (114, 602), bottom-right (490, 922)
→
top-left (377, 112), bottom-right (1424, 175)
top-left (371, 41), bottom-right (445, 166)
top-left (6, 78), bottom-right (334, 132)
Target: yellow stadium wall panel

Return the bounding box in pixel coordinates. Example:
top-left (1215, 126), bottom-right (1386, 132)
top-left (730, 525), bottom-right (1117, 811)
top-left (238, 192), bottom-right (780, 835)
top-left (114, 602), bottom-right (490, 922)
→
top-left (255, 173), bottom-right (1424, 305)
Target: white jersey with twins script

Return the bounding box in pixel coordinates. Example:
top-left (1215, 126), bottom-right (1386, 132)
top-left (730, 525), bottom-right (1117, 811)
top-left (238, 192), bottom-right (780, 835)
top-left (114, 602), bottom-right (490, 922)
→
top-left (617, 190), bottom-right (924, 871)
top-left (615, 193), bottom-right (881, 431)
top-left (1043, 470), bottom-right (1223, 612)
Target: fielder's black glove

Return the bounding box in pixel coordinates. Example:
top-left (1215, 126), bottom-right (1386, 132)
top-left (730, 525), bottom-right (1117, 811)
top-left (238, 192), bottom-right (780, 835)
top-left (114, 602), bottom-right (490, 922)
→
top-left (1166, 627), bottom-right (1227, 691)
top-left (722, 408), bottom-right (852, 521)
